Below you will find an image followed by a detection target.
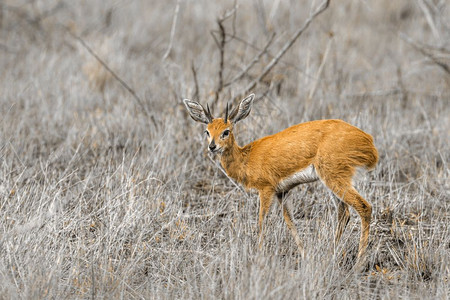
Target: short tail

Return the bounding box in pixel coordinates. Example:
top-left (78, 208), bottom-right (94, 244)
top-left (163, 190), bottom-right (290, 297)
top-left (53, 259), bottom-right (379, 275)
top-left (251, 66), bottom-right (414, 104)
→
top-left (365, 146), bottom-right (378, 170)
top-left (349, 134), bottom-right (378, 170)
top-left (361, 134), bottom-right (378, 170)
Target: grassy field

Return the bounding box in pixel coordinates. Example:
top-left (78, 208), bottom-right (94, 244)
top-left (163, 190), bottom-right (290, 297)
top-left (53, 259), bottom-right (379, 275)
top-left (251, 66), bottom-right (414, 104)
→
top-left (0, 0), bottom-right (449, 299)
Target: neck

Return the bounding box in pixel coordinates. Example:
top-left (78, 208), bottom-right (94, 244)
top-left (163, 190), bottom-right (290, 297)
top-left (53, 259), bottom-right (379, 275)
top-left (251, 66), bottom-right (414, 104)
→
top-left (220, 137), bottom-right (250, 186)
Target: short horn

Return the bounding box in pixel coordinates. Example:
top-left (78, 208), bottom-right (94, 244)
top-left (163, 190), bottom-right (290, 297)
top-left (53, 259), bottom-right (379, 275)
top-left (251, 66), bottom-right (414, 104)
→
top-left (224, 103), bottom-right (229, 124)
top-left (206, 103), bottom-right (213, 122)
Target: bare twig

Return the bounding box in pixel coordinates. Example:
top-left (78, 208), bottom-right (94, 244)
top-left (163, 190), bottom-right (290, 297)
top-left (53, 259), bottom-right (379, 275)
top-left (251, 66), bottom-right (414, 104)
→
top-left (191, 60), bottom-right (200, 100)
top-left (224, 32), bottom-right (276, 88)
top-left (214, 31), bottom-right (315, 78)
top-left (212, 5), bottom-right (239, 103)
top-left (416, 0), bottom-right (440, 40)
top-left (162, 0), bottom-right (181, 60)
top-left (243, 0), bottom-right (330, 95)
top-left (254, 0), bottom-right (269, 36)
top-left (230, 0), bottom-right (238, 42)
top-left (396, 66), bottom-right (408, 108)
top-left (64, 26), bottom-right (150, 116)
top-left (1, 2), bottom-right (65, 27)
top-left (308, 35), bottom-right (332, 100)
top-left (215, 19), bottom-right (226, 103)
top-left (399, 33), bottom-right (450, 76)
top-left (221, 5), bottom-right (239, 24)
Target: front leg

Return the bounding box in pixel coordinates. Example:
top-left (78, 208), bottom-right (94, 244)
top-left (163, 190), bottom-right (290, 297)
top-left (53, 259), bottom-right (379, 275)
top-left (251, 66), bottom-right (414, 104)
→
top-left (258, 188), bottom-right (275, 249)
top-left (277, 193), bottom-right (304, 256)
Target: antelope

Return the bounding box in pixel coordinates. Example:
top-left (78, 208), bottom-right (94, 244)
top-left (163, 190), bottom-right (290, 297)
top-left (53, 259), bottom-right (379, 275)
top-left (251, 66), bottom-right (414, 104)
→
top-left (183, 94), bottom-right (378, 264)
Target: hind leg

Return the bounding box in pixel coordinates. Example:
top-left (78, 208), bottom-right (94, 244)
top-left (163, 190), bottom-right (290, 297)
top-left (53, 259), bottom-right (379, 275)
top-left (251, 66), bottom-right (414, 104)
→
top-left (334, 196), bottom-right (350, 246)
top-left (315, 164), bottom-right (372, 262)
top-left (333, 186), bottom-right (371, 260)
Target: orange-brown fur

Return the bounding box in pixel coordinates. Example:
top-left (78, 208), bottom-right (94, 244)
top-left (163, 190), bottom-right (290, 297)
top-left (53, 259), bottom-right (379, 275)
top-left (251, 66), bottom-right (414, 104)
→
top-left (208, 119), bottom-right (377, 191)
top-left (185, 95), bottom-right (378, 266)
top-left (206, 118), bottom-right (378, 262)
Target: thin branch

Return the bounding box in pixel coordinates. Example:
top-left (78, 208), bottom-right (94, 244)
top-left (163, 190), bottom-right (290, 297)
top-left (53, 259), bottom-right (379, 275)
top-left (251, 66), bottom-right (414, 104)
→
top-left (396, 66), bottom-right (408, 108)
top-left (1, 2), bottom-right (64, 27)
top-left (212, 5), bottom-right (239, 103)
top-left (308, 36), bottom-right (332, 100)
top-left (243, 0), bottom-right (330, 95)
top-left (214, 31), bottom-right (315, 78)
top-left (215, 19), bottom-right (226, 103)
top-left (3, 4), bottom-right (155, 123)
top-left (416, 0), bottom-right (440, 40)
top-left (209, 30), bottom-right (221, 48)
top-left (221, 5), bottom-right (239, 23)
top-left (191, 60), bottom-right (200, 100)
top-left (162, 0), bottom-right (181, 60)
top-left (399, 33), bottom-right (450, 76)
top-left (64, 26), bottom-right (150, 116)
top-left (224, 32), bottom-right (276, 88)
top-left (229, 0), bottom-right (238, 42)
top-left (254, 0), bottom-right (269, 36)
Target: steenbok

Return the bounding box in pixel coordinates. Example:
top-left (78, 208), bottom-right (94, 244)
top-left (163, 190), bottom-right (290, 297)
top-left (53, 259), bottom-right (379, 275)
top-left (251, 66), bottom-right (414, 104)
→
top-left (183, 94), bottom-right (378, 265)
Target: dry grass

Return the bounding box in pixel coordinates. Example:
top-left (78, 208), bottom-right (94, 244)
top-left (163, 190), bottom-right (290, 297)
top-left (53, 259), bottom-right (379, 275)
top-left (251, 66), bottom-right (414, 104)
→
top-left (0, 0), bottom-right (449, 299)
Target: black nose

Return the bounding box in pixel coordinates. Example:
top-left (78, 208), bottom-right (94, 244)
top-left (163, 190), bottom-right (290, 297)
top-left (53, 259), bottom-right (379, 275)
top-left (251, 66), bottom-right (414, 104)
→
top-left (209, 140), bottom-right (216, 151)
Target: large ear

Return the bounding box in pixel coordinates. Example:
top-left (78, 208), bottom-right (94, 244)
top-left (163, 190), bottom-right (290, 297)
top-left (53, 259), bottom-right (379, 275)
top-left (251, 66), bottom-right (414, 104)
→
top-left (229, 94), bottom-right (255, 124)
top-left (183, 99), bottom-right (213, 124)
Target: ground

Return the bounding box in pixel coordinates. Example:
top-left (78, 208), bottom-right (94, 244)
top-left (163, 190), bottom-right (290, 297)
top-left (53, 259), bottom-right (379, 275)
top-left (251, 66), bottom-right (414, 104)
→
top-left (0, 0), bottom-right (449, 298)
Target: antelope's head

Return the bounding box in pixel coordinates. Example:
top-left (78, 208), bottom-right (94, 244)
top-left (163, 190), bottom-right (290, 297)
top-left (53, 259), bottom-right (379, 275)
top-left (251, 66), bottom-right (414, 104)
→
top-left (183, 94), bottom-right (254, 155)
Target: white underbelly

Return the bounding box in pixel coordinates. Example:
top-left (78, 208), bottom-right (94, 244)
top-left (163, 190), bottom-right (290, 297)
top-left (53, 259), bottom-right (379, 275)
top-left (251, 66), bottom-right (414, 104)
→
top-left (276, 165), bottom-right (319, 193)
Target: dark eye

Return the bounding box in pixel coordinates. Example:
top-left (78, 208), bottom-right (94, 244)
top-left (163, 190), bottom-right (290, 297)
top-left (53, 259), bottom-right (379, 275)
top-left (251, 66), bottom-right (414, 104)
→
top-left (204, 130), bottom-right (210, 137)
top-left (222, 129), bottom-right (230, 138)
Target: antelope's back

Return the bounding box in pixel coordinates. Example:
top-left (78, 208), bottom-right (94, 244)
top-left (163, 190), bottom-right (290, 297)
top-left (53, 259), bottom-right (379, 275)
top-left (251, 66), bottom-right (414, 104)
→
top-left (244, 120), bottom-right (377, 187)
